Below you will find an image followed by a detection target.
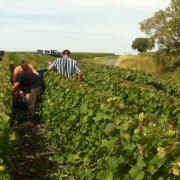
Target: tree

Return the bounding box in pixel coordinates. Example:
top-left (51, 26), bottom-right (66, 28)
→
top-left (140, 0), bottom-right (180, 54)
top-left (131, 38), bottom-right (154, 52)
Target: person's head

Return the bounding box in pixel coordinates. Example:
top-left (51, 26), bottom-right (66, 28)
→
top-left (9, 63), bottom-right (15, 72)
top-left (62, 49), bottom-right (71, 58)
top-left (21, 60), bottom-right (29, 71)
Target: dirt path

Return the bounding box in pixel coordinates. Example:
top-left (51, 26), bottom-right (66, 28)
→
top-left (104, 58), bottom-right (118, 66)
top-left (10, 124), bottom-right (57, 180)
top-left (104, 56), bottom-right (126, 66)
top-left (115, 55), bottom-right (129, 66)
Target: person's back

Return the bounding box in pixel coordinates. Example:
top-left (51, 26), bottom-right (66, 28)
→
top-left (48, 49), bottom-right (82, 80)
top-left (14, 71), bottom-right (42, 124)
top-left (52, 57), bottom-right (79, 78)
top-left (16, 71), bottom-right (42, 90)
top-left (13, 60), bottom-right (39, 84)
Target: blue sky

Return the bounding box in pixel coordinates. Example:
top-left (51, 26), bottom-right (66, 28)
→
top-left (0, 0), bottom-right (170, 54)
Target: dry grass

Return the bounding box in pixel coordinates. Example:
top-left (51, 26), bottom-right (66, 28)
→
top-left (115, 54), bottom-right (162, 74)
top-left (159, 68), bottom-right (180, 83)
top-left (80, 55), bottom-right (118, 64)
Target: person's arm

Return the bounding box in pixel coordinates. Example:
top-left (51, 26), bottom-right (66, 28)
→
top-left (28, 64), bottom-right (39, 75)
top-left (13, 73), bottom-right (23, 92)
top-left (74, 62), bottom-right (83, 81)
top-left (12, 67), bottom-right (20, 84)
top-left (48, 59), bottom-right (58, 71)
top-left (47, 62), bottom-right (53, 71)
top-left (77, 72), bottom-right (83, 81)
top-left (13, 82), bottom-right (20, 92)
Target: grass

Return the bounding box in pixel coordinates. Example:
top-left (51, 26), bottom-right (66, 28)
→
top-left (115, 54), bottom-right (180, 85)
top-left (80, 55), bottom-right (118, 64)
top-left (70, 52), bottom-right (115, 60)
top-left (115, 54), bottom-right (162, 74)
top-left (158, 68), bottom-right (180, 83)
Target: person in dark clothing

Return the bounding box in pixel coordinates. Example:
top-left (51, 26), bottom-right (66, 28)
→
top-left (9, 63), bottom-right (15, 85)
top-left (13, 72), bottom-right (42, 124)
top-left (0, 51), bottom-right (5, 61)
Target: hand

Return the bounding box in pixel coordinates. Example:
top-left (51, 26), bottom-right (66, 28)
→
top-left (26, 94), bottom-right (31, 101)
top-left (19, 90), bottom-right (24, 96)
top-left (77, 72), bottom-right (83, 81)
top-left (47, 62), bottom-right (52, 71)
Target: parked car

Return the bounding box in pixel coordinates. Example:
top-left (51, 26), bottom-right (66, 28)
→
top-left (0, 51), bottom-right (5, 61)
top-left (51, 50), bottom-right (61, 57)
top-left (37, 49), bottom-right (61, 57)
top-left (37, 49), bottom-right (43, 54)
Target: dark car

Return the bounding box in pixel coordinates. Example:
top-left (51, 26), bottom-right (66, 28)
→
top-left (51, 50), bottom-right (61, 57)
top-left (0, 51), bottom-right (5, 61)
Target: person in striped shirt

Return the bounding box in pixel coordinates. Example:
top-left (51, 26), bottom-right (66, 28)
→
top-left (48, 49), bottom-right (83, 80)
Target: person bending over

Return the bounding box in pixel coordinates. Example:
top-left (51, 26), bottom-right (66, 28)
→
top-left (13, 60), bottom-right (39, 84)
top-left (13, 72), bottom-right (42, 124)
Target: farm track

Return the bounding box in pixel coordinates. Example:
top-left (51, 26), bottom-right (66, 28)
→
top-left (104, 58), bottom-right (117, 66)
top-left (115, 55), bottom-right (129, 66)
top-left (10, 123), bottom-right (57, 180)
top-left (104, 56), bottom-right (126, 66)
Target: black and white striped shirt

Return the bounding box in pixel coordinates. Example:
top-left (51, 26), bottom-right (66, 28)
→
top-left (50, 58), bottom-right (80, 78)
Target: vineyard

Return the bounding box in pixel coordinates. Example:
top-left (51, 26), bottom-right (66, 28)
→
top-left (0, 52), bottom-right (180, 179)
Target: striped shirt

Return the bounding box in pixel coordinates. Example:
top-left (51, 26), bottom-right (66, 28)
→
top-left (50, 57), bottom-right (80, 78)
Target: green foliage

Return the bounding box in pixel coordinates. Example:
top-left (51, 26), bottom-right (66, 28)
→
top-left (1, 52), bottom-right (179, 179)
top-left (41, 62), bottom-right (180, 179)
top-left (160, 68), bottom-right (180, 84)
top-left (154, 52), bottom-right (180, 71)
top-left (8, 52), bottom-right (21, 65)
top-left (132, 38), bottom-right (155, 52)
top-left (80, 62), bottom-right (180, 98)
top-left (140, 0), bottom-right (180, 54)
top-left (0, 54), bottom-right (15, 179)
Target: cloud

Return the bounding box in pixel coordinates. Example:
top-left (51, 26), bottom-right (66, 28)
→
top-left (0, 0), bottom-right (170, 16)
top-left (0, 0), bottom-right (170, 53)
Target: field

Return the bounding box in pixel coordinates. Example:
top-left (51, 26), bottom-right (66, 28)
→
top-left (0, 52), bottom-right (180, 179)
top-left (115, 54), bottom-right (180, 85)
top-left (115, 54), bottom-right (161, 74)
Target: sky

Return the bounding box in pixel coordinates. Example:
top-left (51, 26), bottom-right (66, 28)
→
top-left (0, 0), bottom-right (170, 54)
